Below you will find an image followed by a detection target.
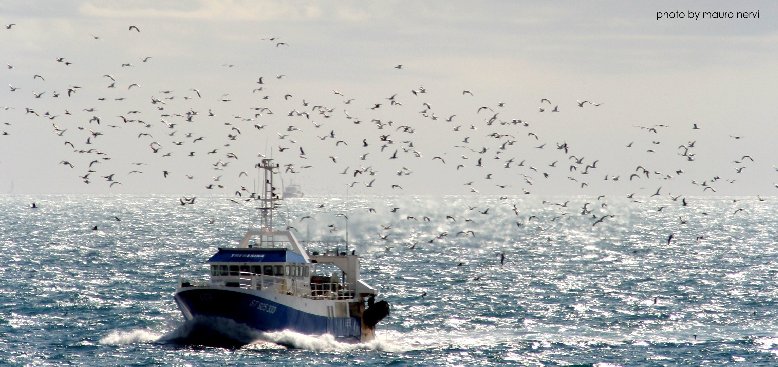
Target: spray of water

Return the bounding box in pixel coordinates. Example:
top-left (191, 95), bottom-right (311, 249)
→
top-left (100, 317), bottom-right (411, 353)
top-left (99, 329), bottom-right (162, 345)
top-left (255, 329), bottom-right (403, 352)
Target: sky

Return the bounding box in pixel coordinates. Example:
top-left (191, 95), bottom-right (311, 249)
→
top-left (1, 0), bottom-right (777, 198)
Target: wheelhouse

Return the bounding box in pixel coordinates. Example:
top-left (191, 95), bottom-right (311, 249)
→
top-left (207, 247), bottom-right (311, 279)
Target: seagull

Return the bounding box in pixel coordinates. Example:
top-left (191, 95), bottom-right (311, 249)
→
top-left (591, 215), bottom-right (609, 226)
top-left (129, 25), bottom-right (140, 32)
top-left (576, 100), bottom-right (601, 107)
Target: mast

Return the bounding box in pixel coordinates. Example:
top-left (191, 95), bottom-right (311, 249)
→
top-left (257, 159), bottom-right (280, 236)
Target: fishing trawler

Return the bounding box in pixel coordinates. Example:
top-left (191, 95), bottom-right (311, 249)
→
top-left (174, 159), bottom-right (389, 346)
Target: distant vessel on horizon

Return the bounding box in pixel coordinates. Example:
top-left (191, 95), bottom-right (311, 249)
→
top-left (283, 182), bottom-right (304, 199)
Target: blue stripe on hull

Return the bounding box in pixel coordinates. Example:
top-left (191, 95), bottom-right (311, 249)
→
top-left (174, 288), bottom-right (362, 342)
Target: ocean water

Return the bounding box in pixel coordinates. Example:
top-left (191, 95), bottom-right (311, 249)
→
top-left (1, 194), bottom-right (777, 366)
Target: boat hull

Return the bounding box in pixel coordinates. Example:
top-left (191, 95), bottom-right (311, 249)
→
top-left (174, 287), bottom-right (365, 344)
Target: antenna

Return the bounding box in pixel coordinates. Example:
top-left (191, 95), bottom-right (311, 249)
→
top-left (257, 158), bottom-right (279, 235)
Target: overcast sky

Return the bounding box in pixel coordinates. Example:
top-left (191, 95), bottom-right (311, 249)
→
top-left (1, 1), bottom-right (777, 197)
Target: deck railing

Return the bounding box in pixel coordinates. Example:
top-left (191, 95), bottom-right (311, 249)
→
top-left (178, 273), bottom-right (356, 300)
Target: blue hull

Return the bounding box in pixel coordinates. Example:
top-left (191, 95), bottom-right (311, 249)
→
top-left (174, 288), bottom-right (363, 343)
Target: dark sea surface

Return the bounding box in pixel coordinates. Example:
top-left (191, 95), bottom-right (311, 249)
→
top-left (1, 194), bottom-right (777, 366)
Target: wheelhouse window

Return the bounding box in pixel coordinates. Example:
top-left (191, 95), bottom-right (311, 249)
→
top-left (229, 265), bottom-right (239, 276)
top-left (251, 265), bottom-right (262, 275)
top-left (264, 265), bottom-right (273, 276)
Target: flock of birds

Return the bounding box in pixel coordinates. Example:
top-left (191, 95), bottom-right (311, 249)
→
top-left (2, 22), bottom-right (776, 252)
